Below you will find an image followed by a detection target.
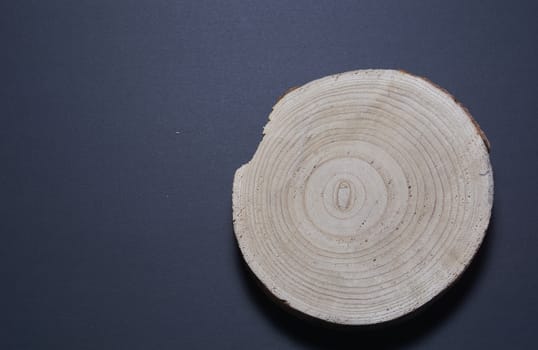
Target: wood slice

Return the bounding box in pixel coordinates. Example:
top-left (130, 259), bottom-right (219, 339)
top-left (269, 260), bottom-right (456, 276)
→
top-left (232, 69), bottom-right (493, 326)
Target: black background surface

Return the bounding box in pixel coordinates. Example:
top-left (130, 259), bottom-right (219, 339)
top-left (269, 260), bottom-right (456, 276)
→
top-left (1, 1), bottom-right (537, 349)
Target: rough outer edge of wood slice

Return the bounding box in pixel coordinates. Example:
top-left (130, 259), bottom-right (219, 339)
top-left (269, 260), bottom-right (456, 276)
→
top-left (232, 69), bottom-right (493, 326)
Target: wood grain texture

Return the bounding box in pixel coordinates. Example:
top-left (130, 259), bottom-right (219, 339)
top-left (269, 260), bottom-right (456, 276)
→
top-left (232, 69), bottom-right (493, 325)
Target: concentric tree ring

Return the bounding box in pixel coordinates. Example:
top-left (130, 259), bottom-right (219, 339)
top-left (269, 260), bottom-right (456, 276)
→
top-left (232, 69), bottom-right (493, 326)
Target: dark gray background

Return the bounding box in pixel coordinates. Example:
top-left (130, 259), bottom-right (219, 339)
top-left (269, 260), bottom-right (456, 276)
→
top-left (1, 0), bottom-right (537, 349)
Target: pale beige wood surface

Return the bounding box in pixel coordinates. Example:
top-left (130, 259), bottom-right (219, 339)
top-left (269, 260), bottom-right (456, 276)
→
top-left (233, 69), bottom-right (493, 325)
